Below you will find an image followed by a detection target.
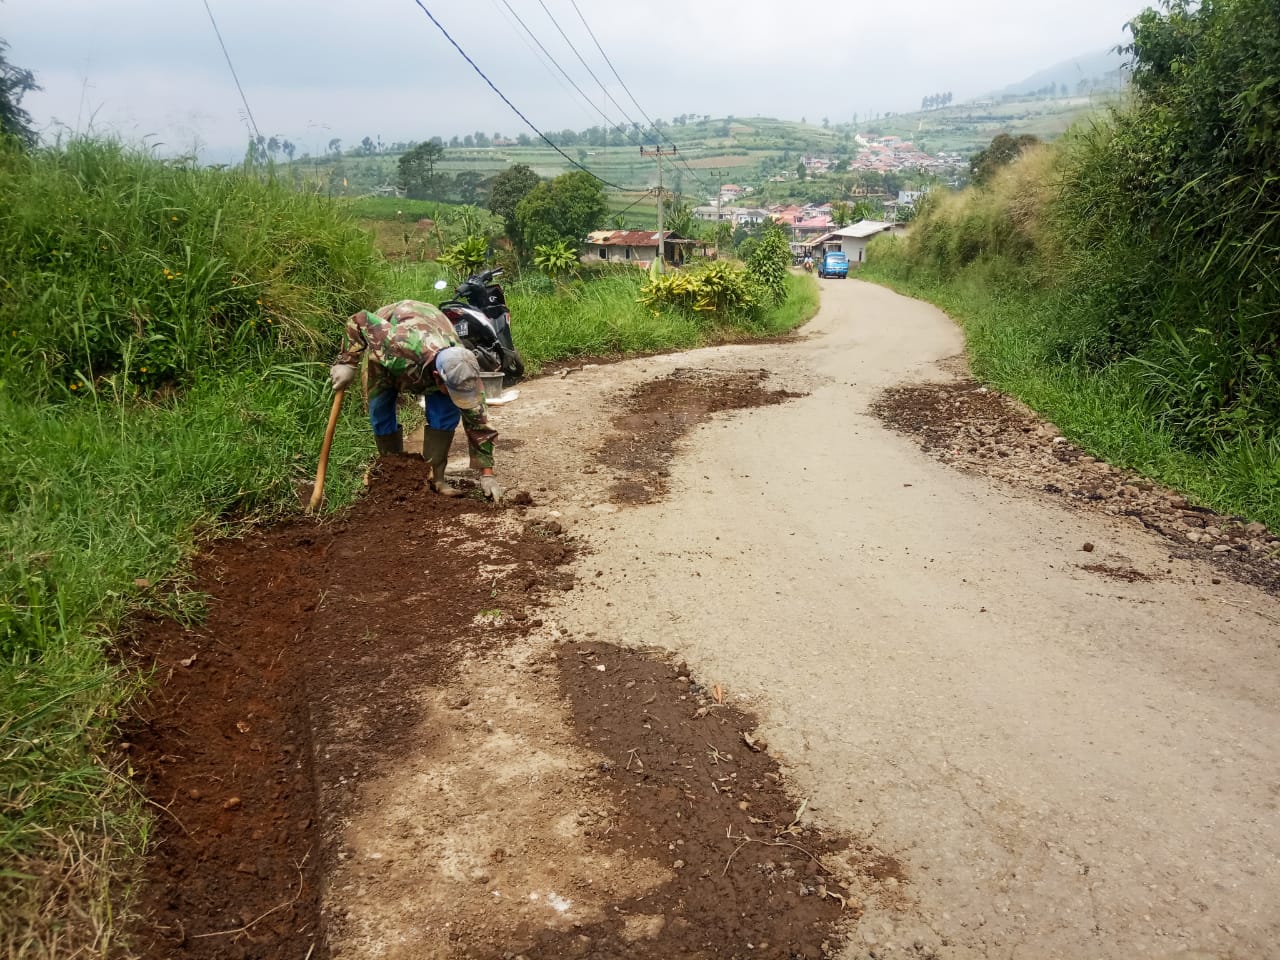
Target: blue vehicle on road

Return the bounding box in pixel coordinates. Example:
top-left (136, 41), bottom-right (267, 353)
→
top-left (819, 251), bottom-right (849, 279)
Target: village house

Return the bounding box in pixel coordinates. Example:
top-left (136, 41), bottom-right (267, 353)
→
top-left (732, 207), bottom-right (770, 226)
top-left (805, 220), bottom-right (908, 265)
top-left (581, 230), bottom-right (703, 268)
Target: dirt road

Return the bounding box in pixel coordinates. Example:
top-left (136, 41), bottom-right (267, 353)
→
top-left (128, 277), bottom-right (1279, 959)
top-left (496, 278), bottom-right (1280, 959)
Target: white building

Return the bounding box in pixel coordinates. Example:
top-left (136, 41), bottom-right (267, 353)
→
top-left (808, 220), bottom-right (907, 265)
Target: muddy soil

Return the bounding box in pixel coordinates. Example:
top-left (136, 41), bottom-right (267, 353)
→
top-left (598, 368), bottom-right (805, 504)
top-left (540, 640), bottom-right (852, 959)
top-left (872, 378), bottom-right (1280, 596)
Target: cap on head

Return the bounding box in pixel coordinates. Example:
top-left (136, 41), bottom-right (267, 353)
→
top-left (434, 346), bottom-right (484, 409)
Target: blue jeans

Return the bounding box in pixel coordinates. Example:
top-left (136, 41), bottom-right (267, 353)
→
top-left (369, 389), bottom-right (460, 436)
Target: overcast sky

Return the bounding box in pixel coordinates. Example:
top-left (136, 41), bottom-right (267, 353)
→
top-left (6, 0), bottom-right (1139, 161)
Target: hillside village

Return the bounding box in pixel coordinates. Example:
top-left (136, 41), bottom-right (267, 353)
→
top-left (584, 135), bottom-right (961, 269)
top-left (688, 132), bottom-right (963, 237)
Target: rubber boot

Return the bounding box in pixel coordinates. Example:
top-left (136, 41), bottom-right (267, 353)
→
top-left (374, 428), bottom-right (403, 456)
top-left (422, 428), bottom-right (462, 497)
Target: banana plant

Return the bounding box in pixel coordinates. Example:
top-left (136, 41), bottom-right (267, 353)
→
top-left (532, 239), bottom-right (579, 281)
top-left (438, 236), bottom-right (489, 276)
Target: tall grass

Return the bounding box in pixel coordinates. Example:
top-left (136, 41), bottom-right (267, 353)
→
top-left (0, 140), bottom-right (383, 400)
top-left (0, 140), bottom-right (380, 956)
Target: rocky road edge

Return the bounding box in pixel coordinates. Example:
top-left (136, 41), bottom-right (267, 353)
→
top-left (872, 377), bottom-right (1280, 597)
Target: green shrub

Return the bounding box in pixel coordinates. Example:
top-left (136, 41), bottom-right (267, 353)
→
top-left (437, 235), bottom-right (489, 276)
top-left (532, 239), bottom-right (579, 280)
top-left (746, 220), bottom-right (792, 304)
top-left (639, 261), bottom-right (760, 319)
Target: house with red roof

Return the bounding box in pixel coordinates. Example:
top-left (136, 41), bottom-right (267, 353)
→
top-left (581, 230), bottom-right (702, 268)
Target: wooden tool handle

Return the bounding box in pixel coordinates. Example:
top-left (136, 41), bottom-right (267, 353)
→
top-left (307, 389), bottom-right (345, 514)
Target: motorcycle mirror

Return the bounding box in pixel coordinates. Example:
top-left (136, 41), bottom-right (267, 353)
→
top-left (433, 280), bottom-right (448, 291)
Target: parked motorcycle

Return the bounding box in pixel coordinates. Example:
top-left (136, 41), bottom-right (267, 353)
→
top-left (433, 267), bottom-right (525, 385)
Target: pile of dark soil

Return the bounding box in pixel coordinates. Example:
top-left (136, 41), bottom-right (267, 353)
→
top-left (600, 369), bottom-right (805, 504)
top-left (122, 457), bottom-right (568, 959)
top-left (513, 640), bottom-right (855, 959)
top-left (121, 449), bottom-right (858, 960)
top-left (873, 379), bottom-right (1280, 596)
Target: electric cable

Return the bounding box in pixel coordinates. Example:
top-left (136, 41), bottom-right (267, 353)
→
top-left (533, 0), bottom-right (715, 193)
top-left (407, 0), bottom-right (629, 191)
top-left (610, 188), bottom-right (656, 221)
top-left (495, 0), bottom-right (647, 150)
top-left (201, 0), bottom-right (261, 141)
top-left (563, 0), bottom-right (714, 191)
top-left (485, 0), bottom-right (597, 129)
top-left (533, 0), bottom-right (646, 135)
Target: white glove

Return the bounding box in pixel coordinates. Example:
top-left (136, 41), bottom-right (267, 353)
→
top-left (329, 364), bottom-right (357, 392)
top-left (480, 475), bottom-right (504, 503)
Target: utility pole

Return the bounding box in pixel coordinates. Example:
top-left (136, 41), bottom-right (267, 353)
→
top-left (711, 168), bottom-right (726, 259)
top-left (641, 145), bottom-right (676, 272)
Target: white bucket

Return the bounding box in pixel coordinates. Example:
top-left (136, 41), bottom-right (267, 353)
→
top-left (479, 371), bottom-right (506, 401)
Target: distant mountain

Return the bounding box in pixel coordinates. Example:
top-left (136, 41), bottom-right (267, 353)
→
top-left (995, 48), bottom-right (1129, 98)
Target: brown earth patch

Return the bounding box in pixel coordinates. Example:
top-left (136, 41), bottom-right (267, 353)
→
top-left (122, 450), bottom-right (859, 959)
top-left (872, 379), bottom-right (1280, 597)
top-left (599, 368), bottom-right (805, 503)
top-left (1079, 563), bottom-right (1158, 583)
top-left (525, 640), bottom-right (856, 959)
top-left (122, 456), bottom-right (570, 959)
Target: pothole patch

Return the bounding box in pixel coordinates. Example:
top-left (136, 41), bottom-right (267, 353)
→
top-left (598, 368), bottom-right (805, 505)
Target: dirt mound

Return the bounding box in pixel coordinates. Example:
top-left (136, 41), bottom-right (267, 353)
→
top-left (599, 369), bottom-right (805, 504)
top-left (873, 379), bottom-right (1280, 596)
top-left (542, 640), bottom-right (853, 959)
top-left (123, 457), bottom-right (571, 958)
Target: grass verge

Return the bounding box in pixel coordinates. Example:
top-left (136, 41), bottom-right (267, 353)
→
top-left (861, 257), bottom-right (1280, 530)
top-left (0, 367), bottom-right (373, 956)
top-left (0, 140), bottom-right (384, 957)
top-left (384, 265), bottom-right (820, 371)
top-left (3, 138), bottom-right (819, 957)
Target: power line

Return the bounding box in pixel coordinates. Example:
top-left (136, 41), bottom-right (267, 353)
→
top-left (496, 0), bottom-right (646, 152)
top-left (407, 0), bottom-right (628, 191)
top-left (534, 0), bottom-right (646, 136)
top-left (485, 0), bottom-right (598, 129)
top-left (563, 0), bottom-right (713, 192)
top-left (532, 0), bottom-right (716, 194)
top-left (610, 188), bottom-right (657, 222)
top-left (566, 0), bottom-right (655, 135)
top-left (201, 0), bottom-right (261, 142)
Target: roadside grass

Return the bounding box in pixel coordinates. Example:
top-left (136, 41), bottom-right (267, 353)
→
top-left (861, 257), bottom-right (1280, 530)
top-left (0, 140), bottom-right (382, 956)
top-left (385, 265), bottom-right (820, 371)
top-left (0, 367), bottom-right (373, 956)
top-left (0, 141), bottom-right (383, 403)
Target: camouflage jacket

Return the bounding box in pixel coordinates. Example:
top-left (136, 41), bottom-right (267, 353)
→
top-left (336, 300), bottom-right (497, 470)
